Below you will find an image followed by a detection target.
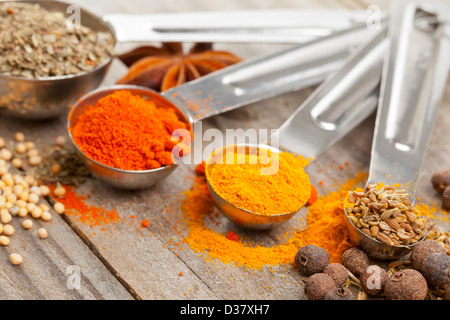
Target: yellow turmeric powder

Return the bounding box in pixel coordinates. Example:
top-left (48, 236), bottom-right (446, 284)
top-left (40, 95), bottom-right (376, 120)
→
top-left (205, 148), bottom-right (311, 216)
top-left (181, 170), bottom-right (367, 269)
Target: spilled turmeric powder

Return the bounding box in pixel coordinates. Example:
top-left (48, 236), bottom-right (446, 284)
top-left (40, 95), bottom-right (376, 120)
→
top-left (181, 170), bottom-right (367, 269)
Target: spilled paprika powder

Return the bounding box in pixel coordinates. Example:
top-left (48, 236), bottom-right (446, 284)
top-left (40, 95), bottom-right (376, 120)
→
top-left (71, 90), bottom-right (189, 171)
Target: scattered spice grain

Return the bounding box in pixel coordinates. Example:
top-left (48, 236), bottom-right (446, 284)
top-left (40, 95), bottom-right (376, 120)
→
top-left (37, 228), bottom-right (48, 239)
top-left (10, 253), bottom-right (23, 266)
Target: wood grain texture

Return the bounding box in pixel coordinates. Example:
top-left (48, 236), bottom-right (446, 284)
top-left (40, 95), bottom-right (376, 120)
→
top-left (0, 0), bottom-right (448, 300)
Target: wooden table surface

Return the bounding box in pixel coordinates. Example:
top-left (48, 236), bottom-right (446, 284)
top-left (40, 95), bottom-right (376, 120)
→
top-left (0, 0), bottom-right (449, 300)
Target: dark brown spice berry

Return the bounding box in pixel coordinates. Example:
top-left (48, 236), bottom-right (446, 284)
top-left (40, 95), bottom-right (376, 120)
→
top-left (442, 186), bottom-right (450, 210)
top-left (360, 265), bottom-right (388, 296)
top-left (324, 287), bottom-right (354, 300)
top-left (304, 273), bottom-right (337, 300)
top-left (384, 269), bottom-right (428, 300)
top-left (431, 168), bottom-right (450, 194)
top-left (323, 263), bottom-right (349, 287)
top-left (341, 247), bottom-right (369, 276)
top-left (294, 245), bottom-right (330, 276)
top-left (411, 240), bottom-right (445, 273)
top-left (422, 253), bottom-right (450, 287)
top-left (444, 285), bottom-right (450, 300)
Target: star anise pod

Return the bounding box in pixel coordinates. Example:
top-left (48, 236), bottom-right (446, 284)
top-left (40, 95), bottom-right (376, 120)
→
top-left (117, 42), bottom-right (242, 92)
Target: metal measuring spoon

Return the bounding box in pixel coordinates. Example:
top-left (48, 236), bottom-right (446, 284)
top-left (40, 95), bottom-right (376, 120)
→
top-left (204, 27), bottom-right (388, 230)
top-left (68, 24), bottom-right (380, 189)
top-left (343, 0), bottom-right (450, 260)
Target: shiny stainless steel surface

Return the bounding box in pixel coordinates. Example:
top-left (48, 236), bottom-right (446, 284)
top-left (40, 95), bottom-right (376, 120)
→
top-left (68, 25), bottom-right (378, 190)
top-left (0, 0), bottom-right (116, 119)
top-left (344, 0), bottom-right (450, 260)
top-left (105, 9), bottom-right (381, 44)
top-left (270, 28), bottom-right (387, 159)
top-left (164, 25), bottom-right (379, 121)
top-left (204, 27), bottom-right (388, 230)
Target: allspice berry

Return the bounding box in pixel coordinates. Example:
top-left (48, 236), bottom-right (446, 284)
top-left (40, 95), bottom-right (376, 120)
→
top-left (324, 287), bottom-right (354, 300)
top-left (294, 245), bottom-right (330, 276)
top-left (422, 253), bottom-right (450, 287)
top-left (411, 240), bottom-right (445, 273)
top-left (305, 273), bottom-right (337, 300)
top-left (444, 285), bottom-right (450, 300)
top-left (341, 247), bottom-right (369, 276)
top-left (323, 263), bottom-right (349, 287)
top-left (443, 186), bottom-right (450, 210)
top-left (384, 269), bottom-right (428, 300)
top-left (431, 168), bottom-right (450, 193)
top-left (360, 265), bottom-right (388, 296)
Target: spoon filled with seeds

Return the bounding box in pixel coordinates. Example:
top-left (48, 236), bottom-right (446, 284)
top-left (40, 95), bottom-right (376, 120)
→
top-left (343, 0), bottom-right (450, 260)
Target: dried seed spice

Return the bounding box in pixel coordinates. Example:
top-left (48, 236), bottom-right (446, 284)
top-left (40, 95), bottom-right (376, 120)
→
top-left (294, 245), bottom-right (330, 276)
top-left (422, 253), bottom-right (450, 287)
top-left (411, 240), bottom-right (446, 273)
top-left (360, 265), bottom-right (388, 296)
top-left (324, 287), bottom-right (354, 300)
top-left (304, 273), bottom-right (337, 300)
top-left (384, 269), bottom-right (428, 300)
top-left (0, 2), bottom-right (114, 78)
top-left (323, 263), bottom-right (349, 287)
top-left (345, 183), bottom-right (427, 246)
top-left (341, 247), bottom-right (369, 276)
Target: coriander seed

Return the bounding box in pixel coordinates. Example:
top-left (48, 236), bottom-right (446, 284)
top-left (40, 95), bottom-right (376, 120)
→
top-left (0, 235), bottom-right (9, 246)
top-left (41, 211), bottom-right (52, 222)
top-left (37, 228), bottom-right (48, 239)
top-left (53, 202), bottom-right (65, 214)
top-left (14, 132), bottom-right (25, 142)
top-left (3, 224), bottom-right (14, 236)
top-left (54, 186), bottom-right (66, 197)
top-left (31, 207), bottom-right (43, 219)
top-left (10, 253), bottom-right (23, 266)
top-left (22, 219), bottom-right (33, 230)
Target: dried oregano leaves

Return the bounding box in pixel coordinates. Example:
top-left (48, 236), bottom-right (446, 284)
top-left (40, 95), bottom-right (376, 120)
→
top-left (0, 2), bottom-right (115, 78)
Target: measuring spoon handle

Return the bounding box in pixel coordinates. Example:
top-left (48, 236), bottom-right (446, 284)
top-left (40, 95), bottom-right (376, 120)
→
top-left (162, 25), bottom-right (382, 121)
top-left (367, 0), bottom-right (450, 199)
top-left (104, 9), bottom-right (380, 43)
top-left (269, 28), bottom-right (387, 159)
